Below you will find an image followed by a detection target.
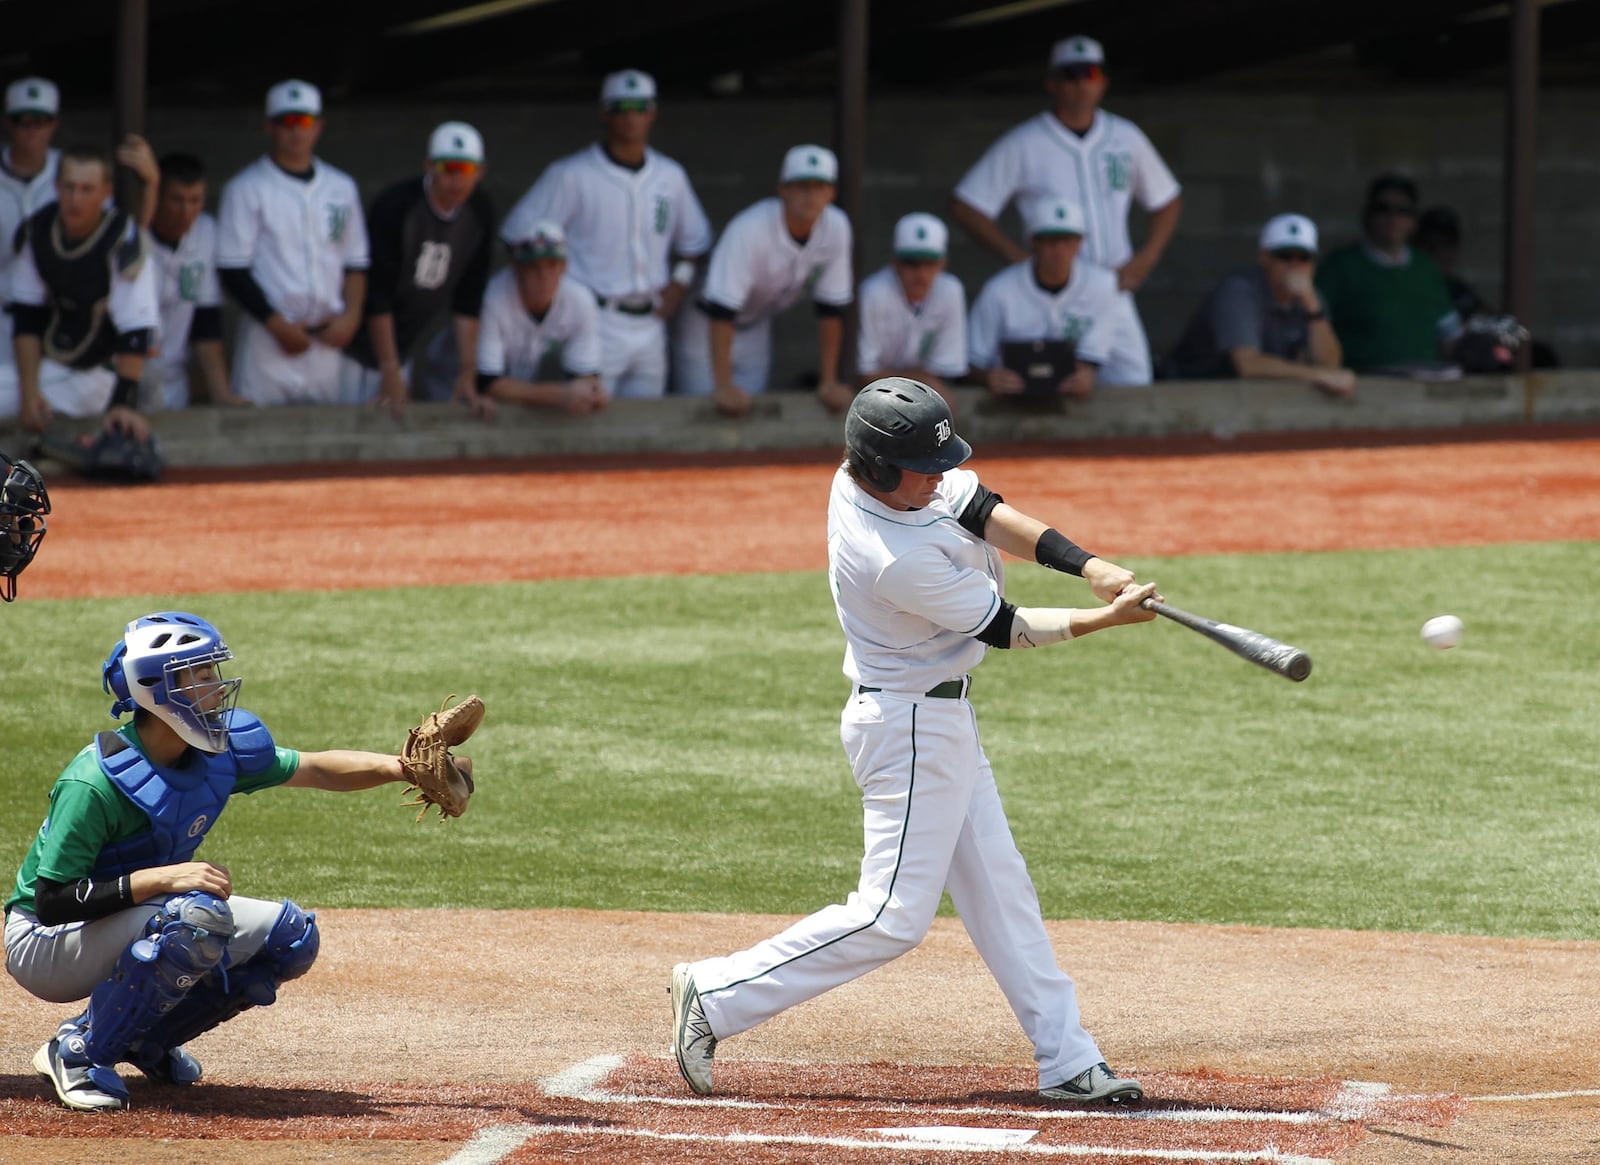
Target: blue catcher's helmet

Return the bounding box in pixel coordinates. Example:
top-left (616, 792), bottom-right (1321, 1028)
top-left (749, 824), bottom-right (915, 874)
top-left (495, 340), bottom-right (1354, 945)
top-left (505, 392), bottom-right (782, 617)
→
top-left (102, 612), bottom-right (241, 753)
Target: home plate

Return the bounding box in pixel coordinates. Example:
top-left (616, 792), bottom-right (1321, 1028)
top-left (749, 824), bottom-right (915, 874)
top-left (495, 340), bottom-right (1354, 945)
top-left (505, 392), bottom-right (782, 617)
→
top-left (870, 1126), bottom-right (1040, 1147)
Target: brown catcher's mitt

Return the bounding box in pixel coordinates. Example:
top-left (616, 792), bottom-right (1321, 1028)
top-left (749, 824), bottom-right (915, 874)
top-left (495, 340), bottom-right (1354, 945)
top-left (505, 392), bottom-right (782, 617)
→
top-left (400, 694), bottom-right (485, 822)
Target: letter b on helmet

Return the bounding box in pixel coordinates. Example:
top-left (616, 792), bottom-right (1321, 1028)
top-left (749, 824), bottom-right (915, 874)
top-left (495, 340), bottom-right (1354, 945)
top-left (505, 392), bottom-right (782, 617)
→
top-left (845, 377), bottom-right (971, 493)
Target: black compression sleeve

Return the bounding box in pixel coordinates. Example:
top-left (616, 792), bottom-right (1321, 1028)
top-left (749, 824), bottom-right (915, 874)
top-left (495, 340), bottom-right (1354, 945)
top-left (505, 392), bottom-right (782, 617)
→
top-left (33, 873), bottom-right (134, 926)
top-left (190, 305), bottom-right (223, 342)
top-left (114, 327), bottom-right (151, 355)
top-left (475, 372), bottom-right (499, 394)
top-left (698, 299), bottom-right (738, 321)
top-left (1036, 528), bottom-right (1094, 576)
top-left (219, 267), bottom-right (277, 324)
top-left (975, 600), bottom-right (1016, 649)
top-left (957, 483), bottom-right (1005, 538)
top-left (813, 301), bottom-right (849, 319)
top-left (10, 303), bottom-right (48, 336)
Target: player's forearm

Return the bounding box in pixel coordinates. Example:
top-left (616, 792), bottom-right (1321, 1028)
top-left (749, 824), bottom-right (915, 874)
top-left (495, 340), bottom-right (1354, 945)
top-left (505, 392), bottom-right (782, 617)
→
top-left (949, 196), bottom-right (1026, 264)
top-left (112, 352), bottom-right (146, 382)
top-left (452, 315), bottom-right (480, 368)
top-left (338, 271), bottom-right (368, 324)
top-left (485, 376), bottom-right (568, 409)
top-left (1306, 319), bottom-right (1342, 368)
top-left (981, 502), bottom-right (1052, 559)
top-left (367, 314), bottom-right (402, 371)
top-left (1137, 197), bottom-right (1182, 266)
top-left (14, 335), bottom-right (42, 398)
top-left (1231, 347), bottom-right (1327, 383)
top-left (194, 340), bottom-right (231, 398)
top-left (710, 318), bottom-right (736, 386)
top-left (287, 750), bottom-right (405, 791)
top-left (817, 315), bottom-right (843, 383)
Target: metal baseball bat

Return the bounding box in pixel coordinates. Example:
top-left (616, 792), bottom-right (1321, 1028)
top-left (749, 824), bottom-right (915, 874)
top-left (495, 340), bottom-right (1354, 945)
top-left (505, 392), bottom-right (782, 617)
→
top-left (1140, 598), bottom-right (1313, 683)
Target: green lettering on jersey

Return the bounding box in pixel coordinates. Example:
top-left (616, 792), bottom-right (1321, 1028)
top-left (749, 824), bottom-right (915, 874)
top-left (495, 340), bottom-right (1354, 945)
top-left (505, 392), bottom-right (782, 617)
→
top-left (327, 204), bottom-right (350, 243)
top-left (1105, 152), bottom-right (1131, 192)
top-left (177, 262), bottom-right (206, 303)
top-left (653, 194), bottom-right (669, 234)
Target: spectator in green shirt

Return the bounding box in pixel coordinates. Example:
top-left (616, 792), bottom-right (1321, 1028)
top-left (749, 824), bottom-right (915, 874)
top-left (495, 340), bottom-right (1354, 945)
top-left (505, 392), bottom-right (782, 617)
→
top-left (1314, 174), bottom-right (1463, 375)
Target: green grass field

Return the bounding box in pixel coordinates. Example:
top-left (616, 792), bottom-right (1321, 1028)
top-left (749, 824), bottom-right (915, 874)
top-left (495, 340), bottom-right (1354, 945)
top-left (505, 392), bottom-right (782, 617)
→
top-left (4, 540), bottom-right (1598, 940)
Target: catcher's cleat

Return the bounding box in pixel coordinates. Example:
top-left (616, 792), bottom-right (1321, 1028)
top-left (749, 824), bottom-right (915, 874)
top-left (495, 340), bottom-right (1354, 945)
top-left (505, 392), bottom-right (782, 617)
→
top-left (131, 1042), bottom-right (203, 1084)
top-left (1040, 1061), bottom-right (1144, 1104)
top-left (670, 962), bottom-right (717, 1095)
top-left (33, 1036), bottom-right (130, 1112)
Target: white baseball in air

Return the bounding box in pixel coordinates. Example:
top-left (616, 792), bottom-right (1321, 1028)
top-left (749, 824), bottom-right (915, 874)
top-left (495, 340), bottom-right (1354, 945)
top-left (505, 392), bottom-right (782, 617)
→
top-left (1421, 614), bottom-right (1464, 650)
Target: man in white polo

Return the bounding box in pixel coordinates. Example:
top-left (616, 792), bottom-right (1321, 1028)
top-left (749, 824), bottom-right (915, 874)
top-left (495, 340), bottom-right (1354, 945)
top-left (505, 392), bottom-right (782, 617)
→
top-left (501, 69), bottom-right (712, 400)
top-left (217, 80), bottom-right (369, 405)
top-left (951, 35), bottom-right (1181, 386)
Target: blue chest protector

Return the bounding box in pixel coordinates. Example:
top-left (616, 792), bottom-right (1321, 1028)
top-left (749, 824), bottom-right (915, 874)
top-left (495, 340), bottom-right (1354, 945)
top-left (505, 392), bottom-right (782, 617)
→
top-left (90, 710), bottom-right (277, 879)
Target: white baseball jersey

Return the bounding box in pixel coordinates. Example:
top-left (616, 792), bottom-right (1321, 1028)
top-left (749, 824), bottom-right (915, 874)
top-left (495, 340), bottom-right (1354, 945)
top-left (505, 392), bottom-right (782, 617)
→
top-left (954, 110), bottom-right (1180, 269)
top-left (829, 465), bottom-right (999, 691)
top-left (0, 148), bottom-right (60, 364)
top-left (688, 460), bottom-right (1110, 1090)
top-left (855, 266), bottom-right (968, 379)
top-left (148, 213), bottom-right (223, 401)
top-left (501, 145), bottom-right (712, 300)
top-left (216, 156), bottom-right (369, 324)
top-left (967, 258), bottom-right (1118, 370)
top-left (701, 198), bottom-right (853, 326)
top-left (476, 267), bottom-right (601, 382)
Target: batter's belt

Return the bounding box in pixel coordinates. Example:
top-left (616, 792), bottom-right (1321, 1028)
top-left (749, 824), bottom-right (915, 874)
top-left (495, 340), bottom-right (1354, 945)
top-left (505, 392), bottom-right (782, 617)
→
top-left (857, 676), bottom-right (970, 699)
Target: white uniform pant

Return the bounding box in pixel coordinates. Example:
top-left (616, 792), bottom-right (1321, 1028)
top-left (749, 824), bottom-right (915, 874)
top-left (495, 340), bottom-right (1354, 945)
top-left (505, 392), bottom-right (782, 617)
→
top-left (232, 316), bottom-right (344, 405)
top-left (600, 306), bottom-right (669, 399)
top-left (688, 689), bottom-right (1105, 1088)
top-left (671, 307), bottom-right (775, 396)
top-left (0, 359), bottom-right (117, 419)
top-left (1097, 292), bottom-right (1153, 387)
top-left (5, 894), bottom-right (290, 1005)
top-left (140, 354), bottom-right (191, 412)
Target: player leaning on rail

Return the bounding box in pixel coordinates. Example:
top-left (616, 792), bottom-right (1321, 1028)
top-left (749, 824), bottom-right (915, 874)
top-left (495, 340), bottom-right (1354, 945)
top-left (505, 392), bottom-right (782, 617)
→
top-left (672, 376), bottom-right (1159, 1104)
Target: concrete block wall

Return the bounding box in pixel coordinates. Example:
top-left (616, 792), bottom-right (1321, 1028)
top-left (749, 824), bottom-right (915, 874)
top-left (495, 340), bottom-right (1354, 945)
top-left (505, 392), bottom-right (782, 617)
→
top-left (55, 84), bottom-right (1600, 398)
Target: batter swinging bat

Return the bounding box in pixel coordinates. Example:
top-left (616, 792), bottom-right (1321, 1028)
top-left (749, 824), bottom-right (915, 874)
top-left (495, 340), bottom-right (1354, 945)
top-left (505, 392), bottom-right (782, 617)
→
top-left (1141, 598), bottom-right (1312, 683)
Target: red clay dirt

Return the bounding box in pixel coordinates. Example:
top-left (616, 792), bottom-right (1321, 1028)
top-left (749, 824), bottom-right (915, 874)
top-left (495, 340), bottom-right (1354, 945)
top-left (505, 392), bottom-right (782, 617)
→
top-left (4, 434), bottom-right (1599, 1164)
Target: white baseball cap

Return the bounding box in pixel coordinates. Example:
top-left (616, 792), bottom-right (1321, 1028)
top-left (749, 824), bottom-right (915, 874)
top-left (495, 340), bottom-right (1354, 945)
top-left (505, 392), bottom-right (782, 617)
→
top-left (428, 121), bottom-right (485, 164)
top-left (1026, 198), bottom-right (1088, 238)
top-left (601, 69), bottom-right (657, 107)
top-left (507, 219), bottom-right (567, 260)
top-left (1050, 36), bottom-right (1105, 70)
top-left (780, 144), bottom-right (838, 185)
top-left (6, 77), bottom-right (59, 118)
top-left (1259, 213), bottom-right (1319, 254)
top-left (265, 80), bottom-right (322, 119)
top-left (893, 213), bottom-right (948, 261)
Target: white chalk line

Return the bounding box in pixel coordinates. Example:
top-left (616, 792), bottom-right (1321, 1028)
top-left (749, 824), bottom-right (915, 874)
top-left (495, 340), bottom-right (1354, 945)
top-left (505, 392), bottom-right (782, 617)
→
top-left (1468, 1088), bottom-right (1600, 1102)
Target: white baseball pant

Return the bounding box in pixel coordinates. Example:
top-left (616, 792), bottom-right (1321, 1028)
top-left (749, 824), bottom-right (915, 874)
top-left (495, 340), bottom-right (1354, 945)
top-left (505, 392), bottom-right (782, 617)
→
top-left (687, 688), bottom-right (1107, 1089)
top-left (0, 360), bottom-right (117, 419)
top-left (231, 316), bottom-right (345, 406)
top-left (599, 307), bottom-right (670, 400)
top-left (670, 307), bottom-right (774, 396)
top-left (1097, 292), bottom-right (1154, 387)
top-left (6, 895), bottom-right (292, 1005)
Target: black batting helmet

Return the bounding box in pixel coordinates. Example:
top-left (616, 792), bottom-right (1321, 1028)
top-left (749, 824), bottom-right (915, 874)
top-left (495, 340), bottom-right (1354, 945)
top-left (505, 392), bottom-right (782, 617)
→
top-left (845, 377), bottom-right (971, 493)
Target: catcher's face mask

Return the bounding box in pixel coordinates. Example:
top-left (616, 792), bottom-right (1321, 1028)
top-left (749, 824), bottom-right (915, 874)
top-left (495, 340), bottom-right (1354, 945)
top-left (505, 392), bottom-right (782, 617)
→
top-left (0, 457), bottom-right (50, 602)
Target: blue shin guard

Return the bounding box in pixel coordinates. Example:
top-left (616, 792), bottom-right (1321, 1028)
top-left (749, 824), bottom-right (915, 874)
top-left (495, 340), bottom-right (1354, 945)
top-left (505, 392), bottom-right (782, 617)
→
top-left (139, 899), bottom-right (319, 1052)
top-left (82, 892), bottom-right (234, 1069)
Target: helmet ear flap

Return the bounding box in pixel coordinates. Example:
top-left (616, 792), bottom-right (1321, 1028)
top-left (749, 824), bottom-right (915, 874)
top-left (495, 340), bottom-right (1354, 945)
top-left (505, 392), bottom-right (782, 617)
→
top-left (102, 641), bottom-right (136, 718)
top-left (847, 448), bottom-right (901, 493)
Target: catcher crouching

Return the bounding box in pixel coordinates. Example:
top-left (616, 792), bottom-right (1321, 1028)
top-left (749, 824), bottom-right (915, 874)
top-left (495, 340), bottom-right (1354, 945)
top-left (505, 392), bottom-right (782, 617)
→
top-left (2, 611), bottom-right (480, 1113)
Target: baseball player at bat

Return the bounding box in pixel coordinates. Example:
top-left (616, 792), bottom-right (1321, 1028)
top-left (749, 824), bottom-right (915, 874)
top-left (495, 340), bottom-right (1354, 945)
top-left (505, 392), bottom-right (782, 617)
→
top-left (672, 376), bottom-right (1158, 1105)
top-left (4, 611), bottom-right (443, 1112)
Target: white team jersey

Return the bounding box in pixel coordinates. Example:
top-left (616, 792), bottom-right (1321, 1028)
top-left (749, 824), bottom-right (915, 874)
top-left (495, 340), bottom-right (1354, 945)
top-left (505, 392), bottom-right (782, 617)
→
top-left (967, 258), bottom-right (1118, 370)
top-left (216, 155), bottom-right (369, 324)
top-left (501, 145), bottom-right (712, 301)
top-left (856, 266), bottom-right (968, 379)
top-left (828, 465), bottom-right (1000, 692)
top-left (954, 110), bottom-right (1180, 269)
top-left (702, 198), bottom-right (853, 327)
top-left (476, 267), bottom-right (602, 381)
top-left (149, 212), bottom-right (222, 381)
top-left (8, 219), bottom-right (162, 336)
top-left (0, 148), bottom-right (60, 362)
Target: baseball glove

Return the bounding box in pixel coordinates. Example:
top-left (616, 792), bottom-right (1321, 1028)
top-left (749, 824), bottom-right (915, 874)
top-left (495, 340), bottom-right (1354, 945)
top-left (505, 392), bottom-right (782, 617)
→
top-left (400, 694), bottom-right (485, 822)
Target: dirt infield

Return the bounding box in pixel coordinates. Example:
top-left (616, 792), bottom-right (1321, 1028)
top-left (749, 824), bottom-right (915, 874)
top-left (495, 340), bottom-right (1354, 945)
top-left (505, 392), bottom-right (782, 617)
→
top-left (4, 435), bottom-right (1599, 1163)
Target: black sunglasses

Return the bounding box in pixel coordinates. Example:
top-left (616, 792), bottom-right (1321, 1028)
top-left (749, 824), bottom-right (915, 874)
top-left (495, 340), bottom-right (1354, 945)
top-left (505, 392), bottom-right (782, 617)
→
top-left (1369, 201), bottom-right (1416, 217)
top-left (1053, 64), bottom-right (1103, 82)
top-left (1269, 248), bottom-right (1315, 263)
top-left (7, 113), bottom-right (54, 127)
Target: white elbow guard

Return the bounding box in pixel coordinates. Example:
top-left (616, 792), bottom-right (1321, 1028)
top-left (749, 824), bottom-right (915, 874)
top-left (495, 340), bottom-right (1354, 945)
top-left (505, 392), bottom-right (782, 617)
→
top-left (1009, 607), bottom-right (1077, 649)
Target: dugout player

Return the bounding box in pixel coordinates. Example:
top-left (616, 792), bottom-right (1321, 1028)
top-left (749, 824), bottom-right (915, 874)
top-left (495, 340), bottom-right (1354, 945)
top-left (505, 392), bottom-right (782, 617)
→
top-left (671, 144), bottom-right (854, 417)
top-left (950, 36), bottom-right (1181, 386)
top-left (0, 449), bottom-right (49, 602)
top-left (8, 144), bottom-right (159, 442)
top-left (501, 70), bottom-right (712, 400)
top-left (341, 121), bottom-right (495, 418)
top-left (855, 212), bottom-right (967, 412)
top-left (672, 377), bottom-right (1157, 1104)
top-left (4, 611), bottom-right (432, 1112)
top-left (217, 80), bottom-right (370, 405)
top-left (473, 221), bottom-right (606, 417)
top-left (967, 198), bottom-right (1121, 397)
top-left (143, 153), bottom-right (245, 409)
